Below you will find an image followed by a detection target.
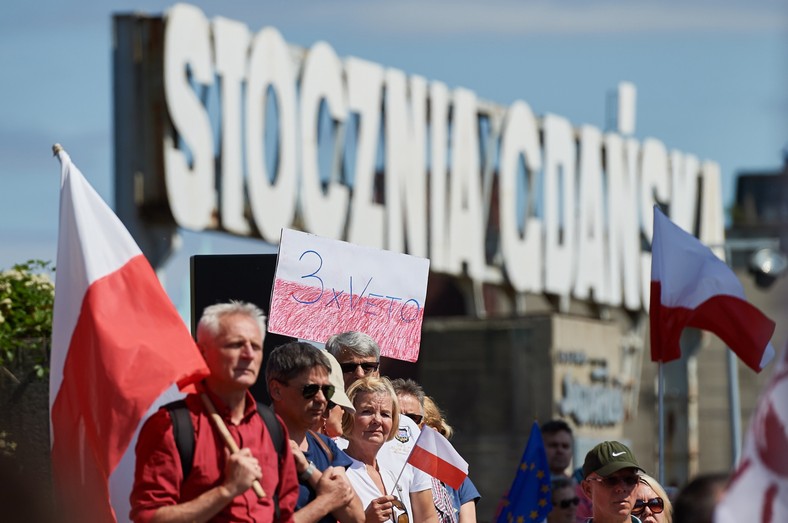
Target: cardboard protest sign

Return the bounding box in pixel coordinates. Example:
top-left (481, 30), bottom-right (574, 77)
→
top-left (268, 229), bottom-right (430, 362)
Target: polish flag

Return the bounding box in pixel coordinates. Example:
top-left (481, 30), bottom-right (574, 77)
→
top-left (49, 147), bottom-right (209, 522)
top-left (407, 426), bottom-right (469, 489)
top-left (649, 205), bottom-right (775, 372)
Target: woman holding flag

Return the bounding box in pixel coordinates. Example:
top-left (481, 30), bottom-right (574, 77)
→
top-left (341, 376), bottom-right (439, 523)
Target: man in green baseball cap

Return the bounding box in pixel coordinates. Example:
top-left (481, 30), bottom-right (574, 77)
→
top-left (579, 441), bottom-right (646, 523)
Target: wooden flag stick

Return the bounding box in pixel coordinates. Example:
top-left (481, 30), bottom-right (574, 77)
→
top-left (200, 393), bottom-right (266, 498)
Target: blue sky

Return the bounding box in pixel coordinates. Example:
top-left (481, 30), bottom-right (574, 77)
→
top-left (1, 0), bottom-right (786, 305)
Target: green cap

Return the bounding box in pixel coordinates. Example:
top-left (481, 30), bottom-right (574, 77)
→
top-left (582, 441), bottom-right (644, 479)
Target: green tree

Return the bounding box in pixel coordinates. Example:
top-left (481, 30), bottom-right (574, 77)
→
top-left (0, 260), bottom-right (54, 380)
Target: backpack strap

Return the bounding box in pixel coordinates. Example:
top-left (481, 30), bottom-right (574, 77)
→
top-left (256, 402), bottom-right (286, 460)
top-left (307, 430), bottom-right (334, 463)
top-left (165, 399), bottom-right (287, 522)
top-left (164, 399), bottom-right (194, 479)
top-left (256, 402), bottom-right (285, 522)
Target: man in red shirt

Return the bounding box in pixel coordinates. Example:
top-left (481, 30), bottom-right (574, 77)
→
top-left (130, 301), bottom-right (299, 522)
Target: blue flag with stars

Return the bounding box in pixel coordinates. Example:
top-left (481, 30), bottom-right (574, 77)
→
top-left (495, 421), bottom-right (552, 523)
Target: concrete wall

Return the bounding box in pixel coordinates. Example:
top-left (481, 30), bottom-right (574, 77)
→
top-left (416, 315), bottom-right (633, 521)
top-left (414, 273), bottom-right (787, 522)
top-left (416, 317), bottom-right (552, 521)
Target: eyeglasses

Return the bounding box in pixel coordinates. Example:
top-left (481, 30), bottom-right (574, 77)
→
top-left (587, 475), bottom-right (639, 488)
top-left (300, 384), bottom-right (335, 400)
top-left (402, 413), bottom-right (423, 425)
top-left (390, 497), bottom-right (409, 523)
top-left (339, 361), bottom-right (380, 375)
top-left (326, 400), bottom-right (337, 410)
top-left (632, 497), bottom-right (664, 516)
top-left (555, 497), bottom-right (580, 509)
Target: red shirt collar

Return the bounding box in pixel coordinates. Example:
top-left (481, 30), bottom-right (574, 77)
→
top-left (200, 383), bottom-right (258, 423)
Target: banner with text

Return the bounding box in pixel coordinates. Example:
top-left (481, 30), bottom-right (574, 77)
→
top-left (269, 229), bottom-right (430, 361)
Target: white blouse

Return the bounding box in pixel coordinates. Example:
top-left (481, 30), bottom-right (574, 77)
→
top-left (345, 456), bottom-right (430, 521)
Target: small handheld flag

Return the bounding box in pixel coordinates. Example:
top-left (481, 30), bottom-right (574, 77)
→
top-left (406, 426), bottom-right (469, 490)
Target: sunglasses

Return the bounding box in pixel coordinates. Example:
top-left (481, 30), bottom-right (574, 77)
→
top-left (555, 497), bottom-right (580, 509)
top-left (402, 413), bottom-right (423, 425)
top-left (632, 497), bottom-right (664, 516)
top-left (391, 497), bottom-right (409, 523)
top-left (588, 475), bottom-right (640, 488)
top-left (300, 383), bottom-right (335, 400)
top-left (326, 400), bottom-right (337, 410)
top-left (339, 361), bottom-right (380, 374)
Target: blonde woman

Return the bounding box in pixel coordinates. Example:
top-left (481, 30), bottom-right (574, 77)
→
top-left (632, 474), bottom-right (672, 523)
top-left (342, 377), bottom-right (438, 523)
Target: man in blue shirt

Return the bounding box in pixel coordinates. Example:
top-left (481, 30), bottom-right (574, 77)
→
top-left (266, 341), bottom-right (364, 523)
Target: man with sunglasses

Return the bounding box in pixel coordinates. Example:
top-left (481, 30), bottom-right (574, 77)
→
top-left (579, 441), bottom-right (646, 523)
top-left (325, 331), bottom-right (437, 523)
top-left (326, 331), bottom-right (382, 390)
top-left (266, 342), bottom-right (364, 523)
top-left (131, 301), bottom-right (299, 523)
top-left (548, 477), bottom-right (579, 523)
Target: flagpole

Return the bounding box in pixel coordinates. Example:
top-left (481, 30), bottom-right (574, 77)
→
top-left (722, 243), bottom-right (742, 467)
top-left (658, 361), bottom-right (664, 485)
top-left (391, 460), bottom-right (408, 495)
top-left (392, 428), bottom-right (423, 492)
top-left (200, 393), bottom-right (266, 498)
top-left (726, 350), bottom-right (742, 466)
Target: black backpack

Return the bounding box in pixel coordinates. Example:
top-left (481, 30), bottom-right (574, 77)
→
top-left (165, 399), bottom-right (286, 520)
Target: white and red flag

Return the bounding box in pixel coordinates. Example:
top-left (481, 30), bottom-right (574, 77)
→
top-left (649, 205), bottom-right (775, 372)
top-left (715, 341), bottom-right (788, 522)
top-left (49, 147), bottom-right (209, 522)
top-left (406, 426), bottom-right (469, 489)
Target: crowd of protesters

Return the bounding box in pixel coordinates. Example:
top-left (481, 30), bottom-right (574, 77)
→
top-left (127, 300), bottom-right (729, 523)
top-left (129, 301), bottom-right (480, 523)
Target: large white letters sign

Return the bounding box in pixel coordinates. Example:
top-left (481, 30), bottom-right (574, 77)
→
top-left (153, 3), bottom-right (727, 314)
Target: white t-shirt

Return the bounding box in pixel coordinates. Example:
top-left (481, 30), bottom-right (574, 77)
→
top-left (378, 414), bottom-right (432, 497)
top-left (345, 415), bottom-right (431, 518)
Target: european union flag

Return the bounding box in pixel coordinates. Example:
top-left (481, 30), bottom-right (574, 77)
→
top-left (495, 421), bottom-right (552, 523)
